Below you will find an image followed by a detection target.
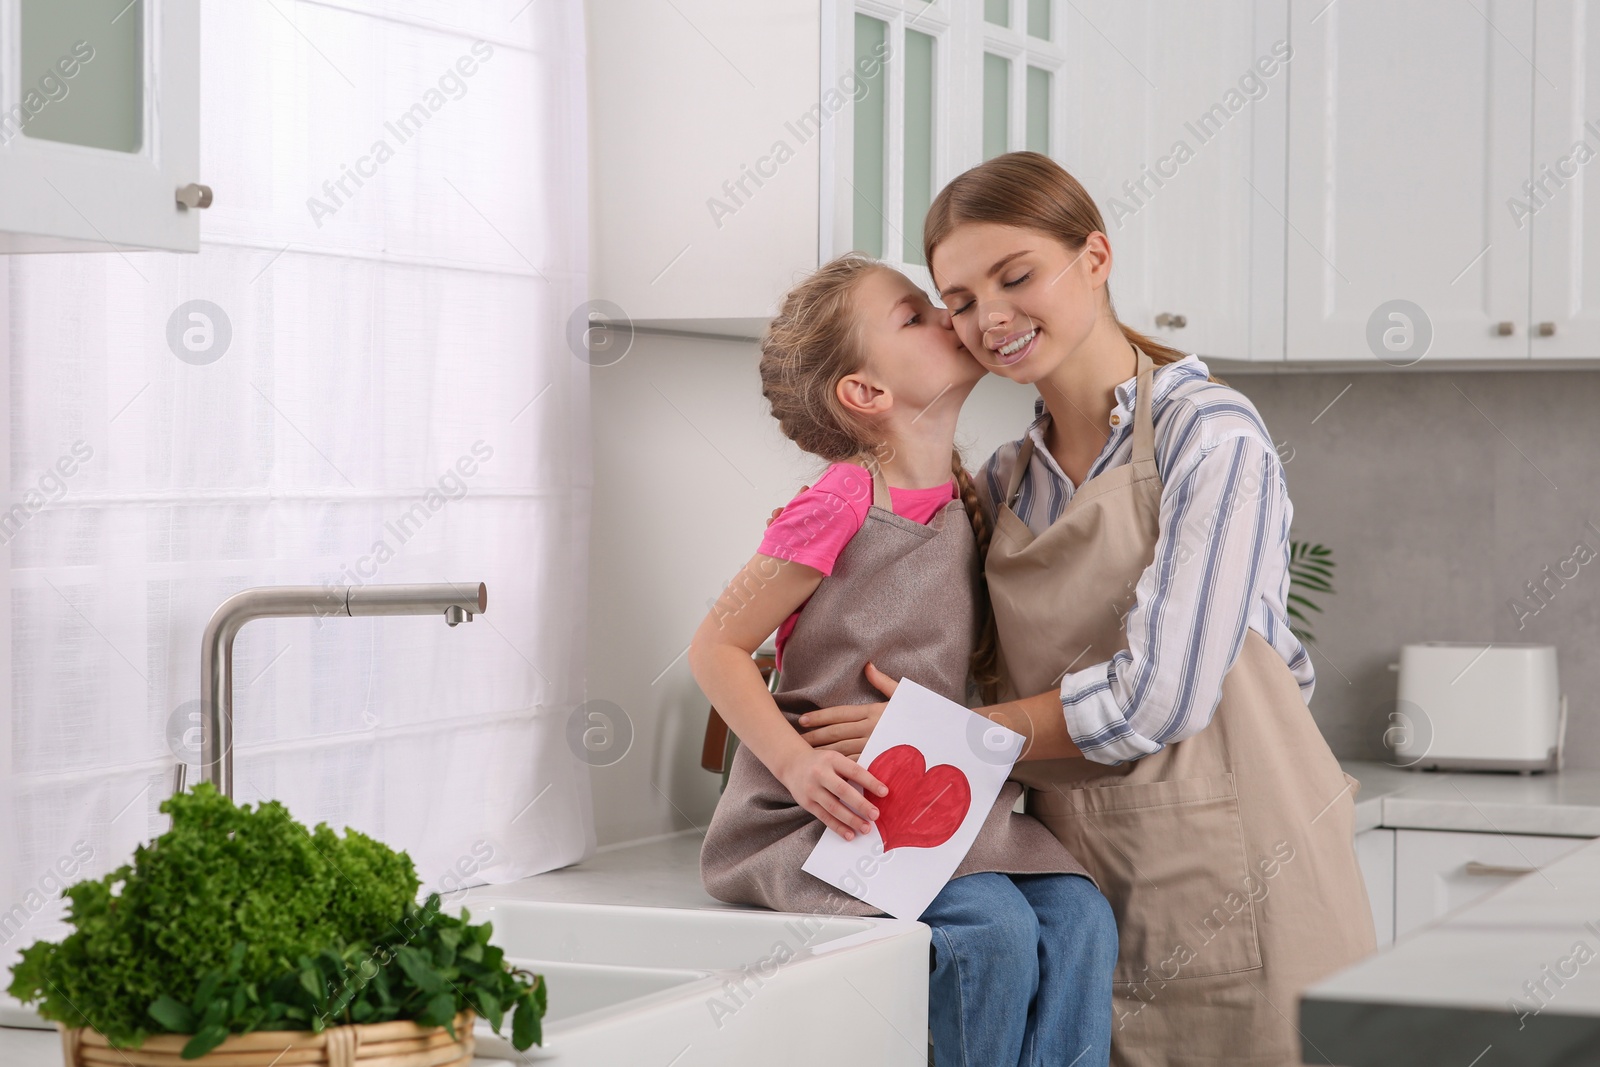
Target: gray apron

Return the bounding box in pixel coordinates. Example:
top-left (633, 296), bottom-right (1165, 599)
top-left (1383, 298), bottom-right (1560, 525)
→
top-left (987, 346), bottom-right (1376, 1065)
top-left (702, 455), bottom-right (1091, 916)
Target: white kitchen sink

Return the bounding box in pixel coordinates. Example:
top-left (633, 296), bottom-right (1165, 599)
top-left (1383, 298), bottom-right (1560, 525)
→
top-left (453, 899), bottom-right (930, 1065)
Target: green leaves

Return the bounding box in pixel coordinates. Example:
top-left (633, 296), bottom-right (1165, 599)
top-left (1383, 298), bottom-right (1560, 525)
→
top-left (1287, 540), bottom-right (1337, 644)
top-left (146, 995), bottom-right (192, 1033)
top-left (7, 784), bottom-right (546, 1054)
top-left (394, 945), bottom-right (444, 995)
top-left (515, 971), bottom-right (546, 1049)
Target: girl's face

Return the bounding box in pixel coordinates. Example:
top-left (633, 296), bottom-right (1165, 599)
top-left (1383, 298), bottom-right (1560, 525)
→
top-left (930, 222), bottom-right (1110, 385)
top-left (851, 267), bottom-right (983, 408)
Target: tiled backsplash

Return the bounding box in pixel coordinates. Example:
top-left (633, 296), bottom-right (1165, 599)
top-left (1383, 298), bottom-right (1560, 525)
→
top-left (1227, 366), bottom-right (1600, 770)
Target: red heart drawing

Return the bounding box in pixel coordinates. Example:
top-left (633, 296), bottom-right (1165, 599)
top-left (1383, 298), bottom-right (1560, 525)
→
top-left (867, 744), bottom-right (972, 852)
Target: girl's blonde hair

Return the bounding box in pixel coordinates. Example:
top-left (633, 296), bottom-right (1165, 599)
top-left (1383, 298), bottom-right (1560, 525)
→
top-left (758, 253), bottom-right (1002, 699)
top-left (923, 150), bottom-right (1226, 382)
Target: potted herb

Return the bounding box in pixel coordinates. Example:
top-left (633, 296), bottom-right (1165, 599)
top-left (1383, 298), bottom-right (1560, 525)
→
top-left (7, 784), bottom-right (545, 1064)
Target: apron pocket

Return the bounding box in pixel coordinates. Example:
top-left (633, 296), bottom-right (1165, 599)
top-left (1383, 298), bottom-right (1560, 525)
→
top-left (1026, 772), bottom-right (1264, 984)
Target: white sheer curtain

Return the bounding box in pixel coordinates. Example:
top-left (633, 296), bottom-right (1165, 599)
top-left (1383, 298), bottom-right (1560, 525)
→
top-left (1, 0), bottom-right (593, 975)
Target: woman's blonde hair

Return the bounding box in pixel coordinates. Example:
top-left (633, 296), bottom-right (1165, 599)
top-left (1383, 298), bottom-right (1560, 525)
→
top-left (759, 253), bottom-right (1002, 698)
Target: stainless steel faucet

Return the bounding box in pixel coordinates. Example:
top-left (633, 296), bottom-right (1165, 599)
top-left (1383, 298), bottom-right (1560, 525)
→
top-left (192, 582), bottom-right (487, 798)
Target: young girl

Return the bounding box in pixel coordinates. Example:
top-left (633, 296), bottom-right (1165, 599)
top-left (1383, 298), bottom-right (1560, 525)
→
top-left (689, 254), bottom-right (1117, 1067)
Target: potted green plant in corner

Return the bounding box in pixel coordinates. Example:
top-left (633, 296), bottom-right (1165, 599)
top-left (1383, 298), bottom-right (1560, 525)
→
top-left (8, 784), bottom-right (546, 1066)
top-left (1287, 540), bottom-right (1336, 643)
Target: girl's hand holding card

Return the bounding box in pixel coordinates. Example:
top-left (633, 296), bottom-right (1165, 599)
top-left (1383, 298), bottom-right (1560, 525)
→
top-left (775, 746), bottom-right (888, 840)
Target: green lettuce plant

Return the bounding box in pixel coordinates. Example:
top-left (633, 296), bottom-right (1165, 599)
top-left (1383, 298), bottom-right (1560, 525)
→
top-left (7, 783), bottom-right (544, 1059)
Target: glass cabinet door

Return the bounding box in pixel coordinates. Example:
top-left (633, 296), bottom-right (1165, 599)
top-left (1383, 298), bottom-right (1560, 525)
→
top-left (979, 0), bottom-right (1063, 159)
top-left (18, 0), bottom-right (143, 153)
top-left (837, 2), bottom-right (958, 283)
top-left (0, 0), bottom-right (201, 253)
top-left (830, 1), bottom-right (1065, 281)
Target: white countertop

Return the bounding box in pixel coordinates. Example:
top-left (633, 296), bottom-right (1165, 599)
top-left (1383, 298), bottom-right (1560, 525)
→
top-left (1305, 762), bottom-right (1600, 1065)
top-left (1302, 834), bottom-right (1600, 1065)
top-left (1342, 759), bottom-right (1600, 837)
top-left (11, 761), bottom-right (1600, 1066)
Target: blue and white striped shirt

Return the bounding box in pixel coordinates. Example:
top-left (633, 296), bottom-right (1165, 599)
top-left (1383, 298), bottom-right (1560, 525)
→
top-left (975, 354), bottom-right (1314, 765)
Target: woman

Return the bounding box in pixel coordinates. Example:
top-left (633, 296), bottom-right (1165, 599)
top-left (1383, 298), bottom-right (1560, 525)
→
top-left (798, 152), bottom-right (1375, 1066)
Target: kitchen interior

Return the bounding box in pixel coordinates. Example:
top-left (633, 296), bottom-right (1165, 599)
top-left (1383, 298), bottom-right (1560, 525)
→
top-left (2, 1), bottom-right (1600, 1065)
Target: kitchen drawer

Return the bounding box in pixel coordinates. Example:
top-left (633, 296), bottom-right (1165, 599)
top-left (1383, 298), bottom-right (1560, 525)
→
top-left (1393, 829), bottom-right (1588, 939)
top-left (1353, 828), bottom-right (1395, 948)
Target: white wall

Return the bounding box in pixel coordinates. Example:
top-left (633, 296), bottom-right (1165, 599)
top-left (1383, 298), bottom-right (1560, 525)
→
top-left (584, 330), bottom-right (1038, 847)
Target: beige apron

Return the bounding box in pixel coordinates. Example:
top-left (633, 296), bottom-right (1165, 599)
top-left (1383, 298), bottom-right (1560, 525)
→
top-left (986, 347), bottom-right (1376, 1066)
top-left (702, 456), bottom-right (1090, 916)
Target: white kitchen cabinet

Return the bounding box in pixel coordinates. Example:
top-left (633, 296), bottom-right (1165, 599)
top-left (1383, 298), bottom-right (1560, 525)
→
top-left (586, 1), bottom-right (1092, 335)
top-left (1353, 828), bottom-right (1395, 948)
top-left (1062, 0), bottom-right (1285, 362)
top-left (1528, 0), bottom-right (1600, 359)
top-left (1393, 828), bottom-right (1586, 939)
top-left (588, 0), bottom-right (1600, 360)
top-left (824, 0), bottom-right (1068, 296)
top-left (0, 0), bottom-right (204, 253)
top-left (588, 0), bottom-right (1286, 348)
top-left (587, 0), bottom-right (820, 335)
top-left (1283, 0), bottom-right (1534, 364)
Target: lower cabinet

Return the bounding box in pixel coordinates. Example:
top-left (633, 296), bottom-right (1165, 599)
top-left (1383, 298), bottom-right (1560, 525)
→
top-left (1353, 829), bottom-right (1395, 948)
top-left (1392, 829), bottom-right (1590, 940)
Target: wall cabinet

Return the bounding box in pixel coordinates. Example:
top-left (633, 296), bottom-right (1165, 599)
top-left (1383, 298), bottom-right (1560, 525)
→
top-left (0, 0), bottom-right (204, 253)
top-left (1278, 0), bottom-right (1600, 365)
top-left (588, 0), bottom-right (1075, 335)
top-left (1282, 2), bottom-right (1532, 363)
top-left (590, 0), bottom-right (1600, 364)
top-left (825, 0), bottom-right (1067, 297)
top-left (1529, 0), bottom-right (1600, 359)
top-left (587, 0), bottom-right (819, 336)
top-left (1062, 0), bottom-right (1287, 363)
top-left (1392, 828), bottom-right (1586, 940)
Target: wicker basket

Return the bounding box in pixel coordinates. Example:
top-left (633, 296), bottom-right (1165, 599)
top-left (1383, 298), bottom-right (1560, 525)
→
top-left (58, 1010), bottom-right (476, 1067)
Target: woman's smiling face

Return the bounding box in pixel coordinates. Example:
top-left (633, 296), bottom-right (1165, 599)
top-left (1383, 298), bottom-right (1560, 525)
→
top-left (930, 221), bottom-right (1111, 384)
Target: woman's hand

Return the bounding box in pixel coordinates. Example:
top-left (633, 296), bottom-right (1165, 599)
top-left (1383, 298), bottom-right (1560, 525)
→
top-left (797, 662), bottom-right (899, 758)
top-left (776, 746), bottom-right (888, 840)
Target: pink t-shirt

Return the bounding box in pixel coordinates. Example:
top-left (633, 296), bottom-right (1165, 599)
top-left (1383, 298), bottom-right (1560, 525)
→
top-left (758, 462), bottom-right (958, 669)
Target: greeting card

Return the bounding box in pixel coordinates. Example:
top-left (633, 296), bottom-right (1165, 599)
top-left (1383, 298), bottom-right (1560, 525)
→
top-left (802, 677), bottom-right (1024, 919)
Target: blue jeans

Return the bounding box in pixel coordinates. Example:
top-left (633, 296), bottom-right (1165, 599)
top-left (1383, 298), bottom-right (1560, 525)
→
top-left (921, 872), bottom-right (1116, 1067)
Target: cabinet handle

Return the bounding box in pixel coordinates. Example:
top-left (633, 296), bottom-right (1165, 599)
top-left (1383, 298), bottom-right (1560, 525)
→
top-left (176, 183), bottom-right (214, 210)
top-left (1494, 321), bottom-right (1514, 336)
top-left (1537, 321), bottom-right (1556, 337)
top-left (1464, 861), bottom-right (1537, 877)
top-left (1155, 312), bottom-right (1187, 329)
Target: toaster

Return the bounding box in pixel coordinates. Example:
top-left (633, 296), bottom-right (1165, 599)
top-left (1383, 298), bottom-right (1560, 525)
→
top-left (1388, 642), bottom-right (1566, 773)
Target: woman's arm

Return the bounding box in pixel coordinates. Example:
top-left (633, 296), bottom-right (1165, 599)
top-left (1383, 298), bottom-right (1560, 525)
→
top-left (687, 551), bottom-right (887, 839)
top-left (1053, 432), bottom-right (1288, 764)
top-left (799, 670), bottom-right (1086, 761)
